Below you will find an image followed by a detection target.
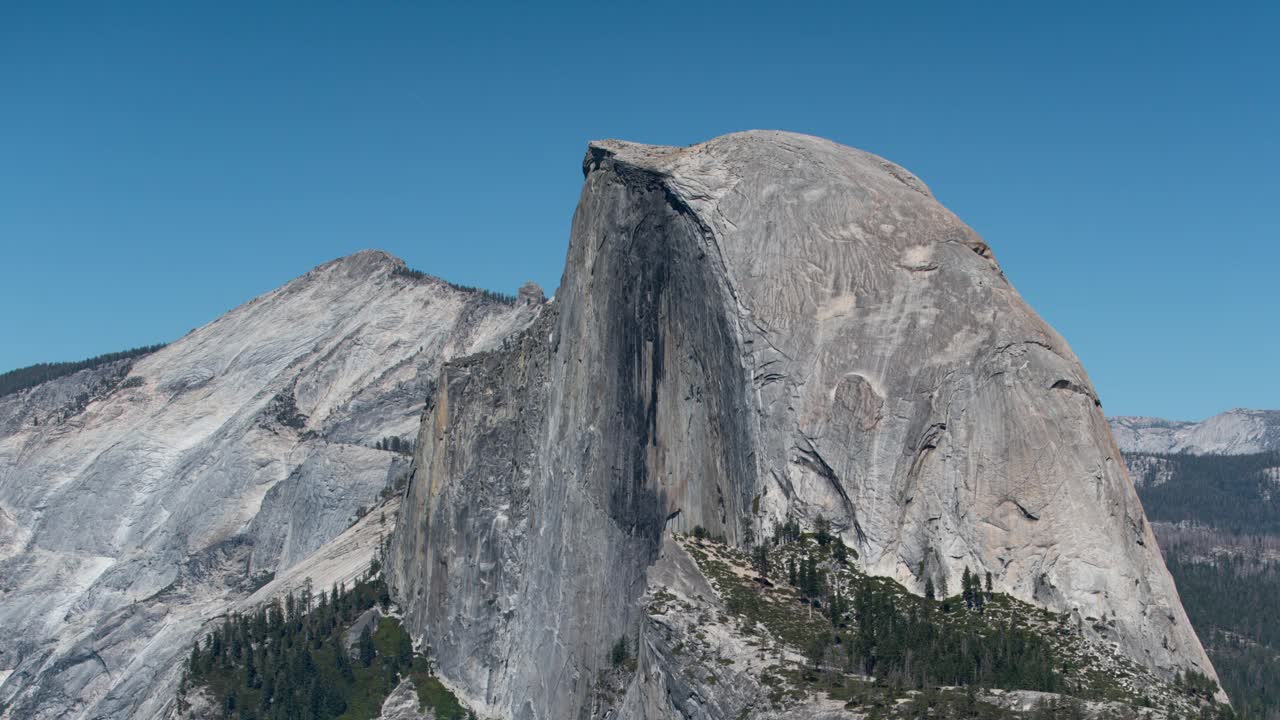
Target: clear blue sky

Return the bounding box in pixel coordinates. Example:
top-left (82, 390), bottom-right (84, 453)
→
top-left (2, 1), bottom-right (1276, 420)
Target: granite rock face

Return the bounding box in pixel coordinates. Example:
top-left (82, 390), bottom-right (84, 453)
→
top-left (0, 251), bottom-right (540, 719)
top-left (389, 131), bottom-right (1216, 719)
top-left (1110, 409), bottom-right (1280, 455)
top-left (376, 679), bottom-right (430, 720)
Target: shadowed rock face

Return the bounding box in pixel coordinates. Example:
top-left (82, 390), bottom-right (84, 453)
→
top-left (0, 251), bottom-right (540, 719)
top-left (389, 131), bottom-right (1217, 719)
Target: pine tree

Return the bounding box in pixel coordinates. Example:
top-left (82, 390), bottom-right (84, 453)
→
top-left (336, 640), bottom-right (354, 680)
top-left (244, 643), bottom-right (257, 688)
top-left (828, 585), bottom-right (848, 628)
top-left (260, 671), bottom-right (275, 711)
top-left (833, 540), bottom-right (848, 564)
top-left (806, 632), bottom-right (829, 674)
top-left (814, 515), bottom-right (832, 546)
top-left (308, 676), bottom-right (322, 719)
top-left (611, 636), bottom-right (630, 667)
top-left (359, 625), bottom-right (376, 667)
top-left (396, 627), bottom-right (414, 669)
top-left (971, 568), bottom-right (986, 612)
top-left (798, 555), bottom-right (823, 601)
top-left (751, 543), bottom-right (770, 577)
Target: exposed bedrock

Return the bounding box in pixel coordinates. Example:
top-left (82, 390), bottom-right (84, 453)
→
top-left (0, 251), bottom-right (541, 719)
top-left (389, 131), bottom-right (1216, 719)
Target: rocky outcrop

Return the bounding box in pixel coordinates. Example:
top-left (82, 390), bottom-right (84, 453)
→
top-left (1110, 409), bottom-right (1280, 455)
top-left (0, 358), bottom-right (139, 436)
top-left (389, 131), bottom-right (1217, 719)
top-left (0, 251), bottom-right (540, 719)
top-left (377, 679), bottom-right (430, 720)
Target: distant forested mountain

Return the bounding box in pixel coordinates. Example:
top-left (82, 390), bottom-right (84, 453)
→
top-left (1129, 451), bottom-right (1280, 534)
top-left (1129, 450), bottom-right (1280, 719)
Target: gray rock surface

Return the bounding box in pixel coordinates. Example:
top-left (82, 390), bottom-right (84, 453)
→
top-left (389, 131), bottom-right (1216, 719)
top-left (614, 536), bottom-right (800, 720)
top-left (1110, 409), bottom-right (1280, 455)
top-left (0, 251), bottom-right (539, 719)
top-left (377, 678), bottom-right (430, 720)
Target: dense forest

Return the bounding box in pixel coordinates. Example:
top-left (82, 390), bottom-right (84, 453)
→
top-left (833, 567), bottom-right (1064, 692)
top-left (1162, 551), bottom-right (1280, 720)
top-left (1131, 451), bottom-right (1280, 534)
top-left (769, 533), bottom-right (1065, 693)
top-left (180, 560), bottom-right (470, 720)
top-left (1131, 451), bottom-right (1280, 720)
top-left (0, 343), bottom-right (165, 398)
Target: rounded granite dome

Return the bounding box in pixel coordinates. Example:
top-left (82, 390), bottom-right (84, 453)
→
top-left (576, 129), bottom-right (1209, 683)
top-left (389, 131), bottom-right (1218, 720)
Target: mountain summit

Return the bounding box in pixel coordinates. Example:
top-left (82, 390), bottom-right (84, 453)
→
top-left (0, 252), bottom-right (541, 719)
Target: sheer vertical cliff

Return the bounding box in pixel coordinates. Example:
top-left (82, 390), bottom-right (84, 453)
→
top-left (389, 131), bottom-right (1216, 719)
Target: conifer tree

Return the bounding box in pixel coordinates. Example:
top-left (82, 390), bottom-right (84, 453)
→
top-left (751, 543), bottom-right (770, 577)
top-left (814, 515), bottom-right (832, 546)
top-left (798, 554), bottom-right (824, 601)
top-left (358, 625), bottom-right (376, 667)
top-left (244, 644), bottom-right (257, 688)
top-left (610, 636), bottom-right (630, 668)
top-left (833, 540), bottom-right (848, 564)
top-left (396, 627), bottom-right (414, 669)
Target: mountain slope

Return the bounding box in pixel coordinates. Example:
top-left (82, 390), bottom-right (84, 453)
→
top-left (388, 132), bottom-right (1218, 719)
top-left (1125, 450), bottom-right (1280, 534)
top-left (1120, 448), bottom-right (1280, 718)
top-left (0, 250), bottom-right (542, 720)
top-left (1110, 410), bottom-right (1280, 455)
